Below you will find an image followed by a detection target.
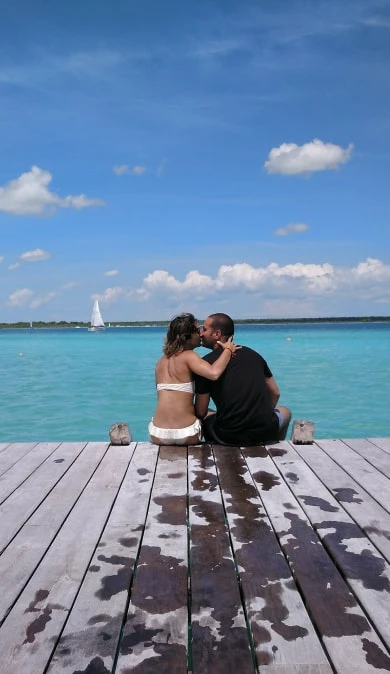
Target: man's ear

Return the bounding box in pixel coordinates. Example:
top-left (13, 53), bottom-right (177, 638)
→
top-left (214, 329), bottom-right (222, 340)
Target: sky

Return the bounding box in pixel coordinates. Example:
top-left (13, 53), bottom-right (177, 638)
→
top-left (1, 0), bottom-right (390, 322)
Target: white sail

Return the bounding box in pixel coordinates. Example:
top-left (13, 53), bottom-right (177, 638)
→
top-left (88, 300), bottom-right (105, 331)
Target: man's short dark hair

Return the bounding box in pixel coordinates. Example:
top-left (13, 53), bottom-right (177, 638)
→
top-left (208, 313), bottom-right (234, 337)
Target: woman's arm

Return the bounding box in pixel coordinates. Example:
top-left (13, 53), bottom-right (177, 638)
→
top-left (184, 338), bottom-right (240, 380)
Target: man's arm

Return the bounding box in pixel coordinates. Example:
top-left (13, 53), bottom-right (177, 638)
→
top-left (266, 376), bottom-right (280, 407)
top-left (195, 392), bottom-right (211, 420)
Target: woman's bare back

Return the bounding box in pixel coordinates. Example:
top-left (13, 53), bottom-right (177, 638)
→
top-left (153, 353), bottom-right (197, 428)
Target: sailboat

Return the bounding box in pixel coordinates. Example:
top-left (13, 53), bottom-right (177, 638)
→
top-left (88, 300), bottom-right (106, 332)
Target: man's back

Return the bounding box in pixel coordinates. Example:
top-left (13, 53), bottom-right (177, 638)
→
top-left (195, 345), bottom-right (279, 444)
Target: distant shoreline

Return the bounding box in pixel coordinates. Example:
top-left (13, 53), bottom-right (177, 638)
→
top-left (1, 316), bottom-right (390, 329)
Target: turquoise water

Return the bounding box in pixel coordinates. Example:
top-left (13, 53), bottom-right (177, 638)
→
top-left (1, 323), bottom-right (389, 442)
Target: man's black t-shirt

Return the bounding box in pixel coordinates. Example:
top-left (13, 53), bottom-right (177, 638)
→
top-left (195, 346), bottom-right (279, 445)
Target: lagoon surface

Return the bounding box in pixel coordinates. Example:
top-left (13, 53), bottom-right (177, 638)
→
top-left (1, 323), bottom-right (389, 442)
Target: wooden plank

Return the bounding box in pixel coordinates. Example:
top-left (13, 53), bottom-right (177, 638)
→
top-left (0, 442), bottom-right (60, 504)
top-left (294, 442), bottom-right (390, 564)
top-left (0, 443), bottom-right (11, 454)
top-left (269, 442), bottom-right (390, 651)
top-left (244, 445), bottom-right (390, 673)
top-left (0, 442), bottom-right (110, 625)
top-left (0, 442), bottom-right (87, 553)
top-left (0, 442), bottom-right (37, 477)
top-left (115, 445), bottom-right (189, 674)
top-left (188, 445), bottom-right (255, 674)
top-left (316, 439), bottom-right (390, 513)
top-left (368, 437), bottom-right (390, 455)
top-left (213, 445), bottom-right (333, 673)
top-left (342, 438), bottom-right (390, 479)
top-left (47, 442), bottom-right (158, 674)
top-left (0, 443), bottom-right (133, 674)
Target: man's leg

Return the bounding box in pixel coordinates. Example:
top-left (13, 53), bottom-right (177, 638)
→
top-left (275, 406), bottom-right (292, 440)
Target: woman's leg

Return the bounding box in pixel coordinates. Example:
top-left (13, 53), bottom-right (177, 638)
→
top-left (275, 406), bottom-right (292, 440)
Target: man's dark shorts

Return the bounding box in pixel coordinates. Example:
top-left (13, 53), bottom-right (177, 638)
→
top-left (202, 411), bottom-right (284, 446)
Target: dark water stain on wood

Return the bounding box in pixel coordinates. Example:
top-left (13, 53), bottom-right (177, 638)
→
top-left (25, 588), bottom-right (49, 612)
top-left (268, 447), bottom-right (287, 457)
top-left (54, 458), bottom-right (65, 463)
top-left (365, 525), bottom-right (390, 541)
top-left (214, 450), bottom-right (309, 649)
top-left (333, 487), bottom-right (363, 504)
top-left (72, 656), bottom-right (111, 674)
top-left (158, 532), bottom-right (181, 539)
top-left (24, 607), bottom-right (52, 644)
top-left (119, 537), bottom-right (138, 548)
top-left (120, 639), bottom-right (187, 674)
top-left (319, 519), bottom-right (390, 591)
top-left (131, 546), bottom-right (187, 613)
top-left (191, 618), bottom-right (254, 673)
top-left (282, 512), bottom-right (370, 637)
top-left (191, 466), bottom-right (219, 493)
top-left (137, 468), bottom-right (150, 476)
top-left (89, 565), bottom-right (100, 572)
top-left (190, 463), bottom-right (257, 673)
top-left (362, 637), bottom-right (390, 670)
top-left (252, 470), bottom-right (280, 491)
top-left (285, 472), bottom-right (299, 483)
top-left (52, 614), bottom-right (123, 663)
top-left (95, 555), bottom-right (134, 600)
top-left (120, 620), bottom-right (165, 655)
top-left (153, 494), bottom-right (186, 526)
top-left (298, 495), bottom-right (339, 512)
top-left (88, 614), bottom-right (112, 625)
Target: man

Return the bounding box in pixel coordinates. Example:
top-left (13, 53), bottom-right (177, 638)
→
top-left (194, 313), bottom-right (291, 445)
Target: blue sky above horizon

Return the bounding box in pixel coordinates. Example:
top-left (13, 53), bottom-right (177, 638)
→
top-left (1, 0), bottom-right (390, 322)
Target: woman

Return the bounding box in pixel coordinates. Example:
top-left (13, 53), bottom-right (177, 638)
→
top-left (148, 313), bottom-right (240, 445)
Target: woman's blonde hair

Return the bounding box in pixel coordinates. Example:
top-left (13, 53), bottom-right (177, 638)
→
top-left (163, 313), bottom-right (198, 357)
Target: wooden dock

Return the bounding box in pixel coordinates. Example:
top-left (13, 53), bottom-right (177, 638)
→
top-left (1, 438), bottom-right (390, 673)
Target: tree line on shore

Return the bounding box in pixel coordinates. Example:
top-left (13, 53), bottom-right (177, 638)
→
top-left (1, 316), bottom-right (390, 329)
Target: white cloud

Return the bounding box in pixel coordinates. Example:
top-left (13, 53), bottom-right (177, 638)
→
top-left (93, 287), bottom-right (127, 303)
top-left (7, 287), bottom-right (56, 309)
top-left (274, 222), bottom-right (310, 236)
top-left (113, 164), bottom-right (147, 176)
top-left (61, 194), bottom-right (105, 209)
top-left (137, 260), bottom-right (346, 300)
top-left (157, 158), bottom-right (168, 176)
top-left (113, 164), bottom-right (130, 175)
top-left (144, 269), bottom-right (213, 295)
top-left (7, 288), bottom-right (34, 307)
top-left (62, 281), bottom-right (78, 290)
top-left (19, 248), bottom-right (51, 262)
top-left (0, 256), bottom-right (3, 263)
top-left (264, 139), bottom-right (354, 175)
top-left (135, 259), bottom-right (390, 310)
top-left (92, 286), bottom-right (151, 304)
top-left (8, 262), bottom-right (21, 270)
top-left (104, 269), bottom-right (119, 277)
top-left (132, 165), bottom-right (146, 176)
top-left (30, 292), bottom-right (56, 309)
top-left (353, 257), bottom-right (389, 279)
top-left (0, 166), bottom-right (105, 216)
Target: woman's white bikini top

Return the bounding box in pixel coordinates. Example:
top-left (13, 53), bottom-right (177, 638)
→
top-left (156, 381), bottom-right (194, 393)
